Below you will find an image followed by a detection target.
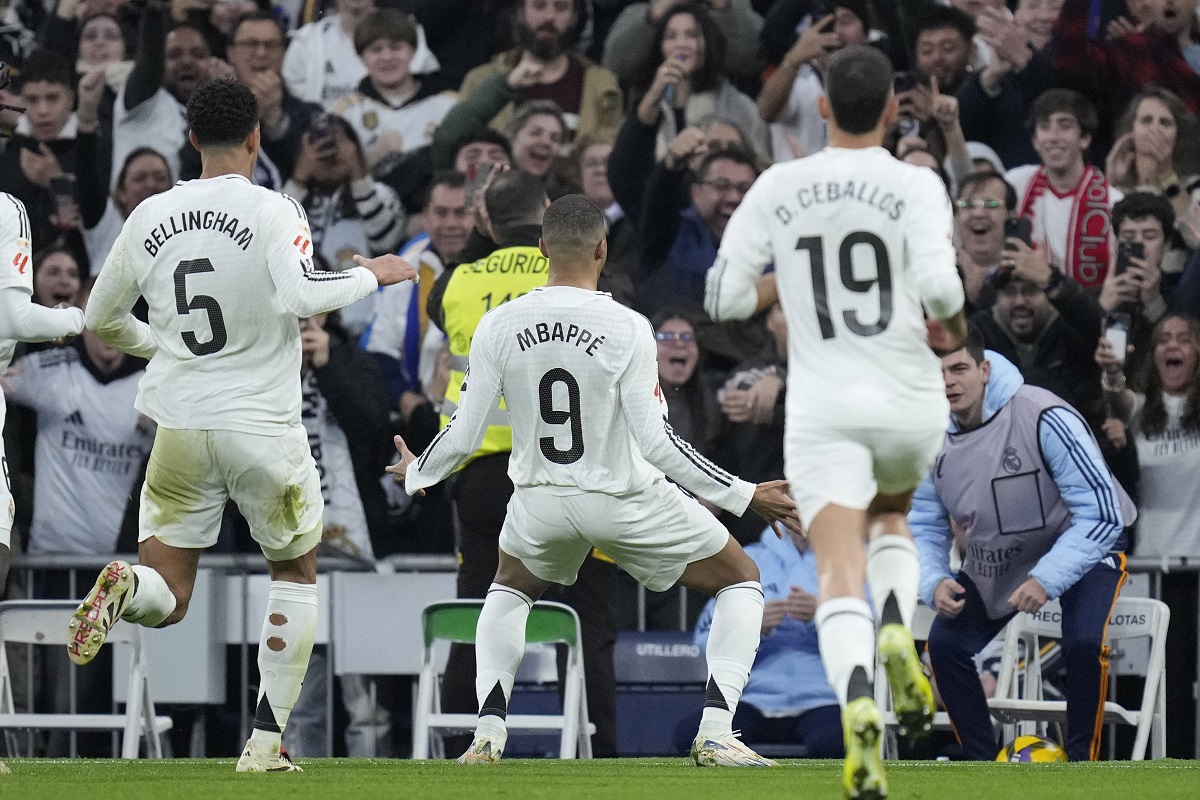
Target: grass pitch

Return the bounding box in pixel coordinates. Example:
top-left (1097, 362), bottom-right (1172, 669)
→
top-left (2, 758), bottom-right (1199, 800)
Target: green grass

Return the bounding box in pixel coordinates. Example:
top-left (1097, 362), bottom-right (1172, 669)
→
top-left (3, 758), bottom-right (1200, 800)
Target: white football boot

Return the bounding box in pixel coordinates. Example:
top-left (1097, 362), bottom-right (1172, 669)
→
top-left (690, 732), bottom-right (778, 767)
top-left (236, 741), bottom-right (301, 772)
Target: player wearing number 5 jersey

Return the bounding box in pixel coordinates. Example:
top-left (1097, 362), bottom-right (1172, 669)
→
top-left (66, 80), bottom-right (417, 773)
top-left (704, 47), bottom-right (967, 799)
top-left (390, 195), bottom-right (804, 768)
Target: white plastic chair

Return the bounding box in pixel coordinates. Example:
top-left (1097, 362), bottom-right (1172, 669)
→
top-left (987, 596), bottom-right (1168, 760)
top-left (877, 602), bottom-right (954, 757)
top-left (412, 599), bottom-right (593, 760)
top-left (0, 600), bottom-right (172, 758)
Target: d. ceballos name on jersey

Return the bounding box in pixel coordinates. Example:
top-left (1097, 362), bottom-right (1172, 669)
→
top-left (143, 210), bottom-right (254, 256)
top-left (773, 179), bottom-right (905, 222)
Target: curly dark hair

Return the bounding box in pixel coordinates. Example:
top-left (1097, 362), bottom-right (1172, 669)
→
top-left (186, 78), bottom-right (259, 148)
top-left (1137, 313), bottom-right (1200, 438)
top-left (633, 3), bottom-right (726, 97)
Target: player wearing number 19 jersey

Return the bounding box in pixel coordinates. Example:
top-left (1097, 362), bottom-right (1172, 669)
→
top-left (67, 80), bottom-right (417, 774)
top-left (705, 48), bottom-right (965, 800)
top-left (396, 195), bottom-right (803, 768)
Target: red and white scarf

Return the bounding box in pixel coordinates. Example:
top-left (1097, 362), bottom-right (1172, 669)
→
top-left (1017, 165), bottom-right (1112, 289)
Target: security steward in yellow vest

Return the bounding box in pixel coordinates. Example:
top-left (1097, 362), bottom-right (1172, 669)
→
top-left (424, 171), bottom-right (618, 757)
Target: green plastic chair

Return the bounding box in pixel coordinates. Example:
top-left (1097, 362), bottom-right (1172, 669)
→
top-left (412, 599), bottom-right (593, 760)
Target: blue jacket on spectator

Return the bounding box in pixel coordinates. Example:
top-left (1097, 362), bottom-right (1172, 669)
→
top-left (693, 529), bottom-right (838, 715)
top-left (911, 352), bottom-right (1127, 607)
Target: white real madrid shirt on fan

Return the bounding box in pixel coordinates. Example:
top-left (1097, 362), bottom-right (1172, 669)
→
top-left (4, 346), bottom-right (152, 554)
top-left (405, 285), bottom-right (753, 514)
top-left (706, 146), bottom-right (964, 430)
top-left (85, 175), bottom-right (379, 434)
top-left (1, 193), bottom-right (86, 543)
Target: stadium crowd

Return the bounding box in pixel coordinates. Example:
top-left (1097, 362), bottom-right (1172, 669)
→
top-left (2, 0), bottom-right (1200, 763)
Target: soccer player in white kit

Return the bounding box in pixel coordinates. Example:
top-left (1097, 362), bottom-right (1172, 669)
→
top-left (0, 193), bottom-right (86, 597)
top-left (64, 80), bottom-right (417, 772)
top-left (388, 195), bottom-right (803, 767)
top-left (704, 47), bottom-right (967, 799)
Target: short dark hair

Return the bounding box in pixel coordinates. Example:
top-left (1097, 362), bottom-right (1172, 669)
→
top-left (956, 171), bottom-right (1017, 211)
top-left (453, 128), bottom-right (513, 162)
top-left (542, 194), bottom-right (606, 258)
top-left (485, 170), bottom-right (548, 239)
top-left (826, 46), bottom-right (894, 135)
top-left (505, 99), bottom-right (566, 140)
top-left (422, 170), bottom-right (467, 209)
top-left (187, 79), bottom-right (259, 148)
top-left (354, 9), bottom-right (418, 55)
top-left (915, 6), bottom-right (975, 42)
top-left (228, 10), bottom-right (285, 45)
top-left (1112, 191), bottom-right (1175, 235)
top-left (959, 323), bottom-right (987, 365)
top-left (1026, 88), bottom-right (1098, 137)
top-left (17, 50), bottom-right (73, 91)
top-left (696, 144), bottom-right (759, 182)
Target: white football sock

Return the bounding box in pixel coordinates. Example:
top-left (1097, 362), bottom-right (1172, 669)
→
top-left (867, 534), bottom-right (921, 629)
top-left (474, 584), bottom-right (533, 747)
top-left (698, 580), bottom-right (764, 739)
top-left (249, 581), bottom-right (318, 754)
top-left (121, 565), bottom-right (177, 627)
top-left (816, 596), bottom-right (876, 707)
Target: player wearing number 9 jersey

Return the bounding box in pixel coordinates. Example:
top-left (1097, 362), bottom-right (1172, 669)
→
top-left (393, 195), bottom-right (803, 768)
top-left (704, 47), bottom-right (966, 800)
top-left (69, 80), bottom-right (417, 774)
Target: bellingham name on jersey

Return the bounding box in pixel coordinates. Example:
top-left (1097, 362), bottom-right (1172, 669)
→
top-left (775, 179), bottom-right (905, 222)
top-left (143, 209), bottom-right (255, 256)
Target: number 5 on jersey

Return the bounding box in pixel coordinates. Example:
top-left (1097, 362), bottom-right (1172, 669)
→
top-left (174, 258), bottom-right (228, 356)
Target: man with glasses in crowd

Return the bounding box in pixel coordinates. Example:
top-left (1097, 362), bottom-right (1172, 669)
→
top-left (954, 171), bottom-right (1018, 313)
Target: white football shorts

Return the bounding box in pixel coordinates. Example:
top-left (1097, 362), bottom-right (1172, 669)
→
top-left (139, 426), bottom-right (323, 561)
top-left (500, 478), bottom-right (729, 592)
top-left (786, 417), bottom-right (946, 529)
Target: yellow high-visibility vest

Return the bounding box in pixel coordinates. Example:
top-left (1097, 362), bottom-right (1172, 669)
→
top-left (439, 245), bottom-right (549, 465)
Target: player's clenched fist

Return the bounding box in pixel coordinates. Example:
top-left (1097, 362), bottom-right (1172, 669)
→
top-left (933, 578), bottom-right (966, 619)
top-left (353, 253), bottom-right (420, 286)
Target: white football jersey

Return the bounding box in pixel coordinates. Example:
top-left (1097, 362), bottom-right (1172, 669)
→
top-left (407, 286), bottom-right (754, 515)
top-left (706, 147), bottom-right (964, 426)
top-left (85, 175), bottom-right (378, 435)
top-left (0, 193), bottom-right (34, 377)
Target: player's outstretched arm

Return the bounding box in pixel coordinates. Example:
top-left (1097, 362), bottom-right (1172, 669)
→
top-left (266, 196), bottom-right (385, 318)
top-left (0, 287), bottom-right (83, 342)
top-left (747, 480), bottom-right (805, 538)
top-left (351, 253), bottom-right (420, 286)
top-left (704, 174), bottom-right (774, 322)
top-left (400, 316), bottom-right (503, 495)
top-left (83, 228), bottom-right (157, 359)
top-left (618, 323), bottom-right (755, 514)
top-left (906, 169), bottom-right (966, 325)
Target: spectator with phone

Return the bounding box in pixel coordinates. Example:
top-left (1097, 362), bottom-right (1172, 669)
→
top-left (970, 205), bottom-right (1109, 430)
top-left (0, 50), bottom-right (81, 249)
top-left (603, 0), bottom-right (764, 85)
top-left (756, 2), bottom-right (871, 163)
top-left (1006, 89), bottom-right (1123, 290)
top-left (283, 114), bottom-right (406, 336)
top-left (956, 0), bottom-right (1059, 170)
top-left (453, 0), bottom-right (622, 145)
top-left (1097, 193), bottom-right (1177, 380)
